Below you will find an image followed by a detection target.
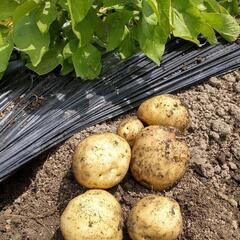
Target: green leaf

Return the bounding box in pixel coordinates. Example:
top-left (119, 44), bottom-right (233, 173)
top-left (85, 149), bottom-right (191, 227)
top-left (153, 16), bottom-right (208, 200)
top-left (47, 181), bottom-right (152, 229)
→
top-left (172, 1), bottom-right (200, 45)
top-left (61, 40), bottom-right (77, 76)
top-left (0, 0), bottom-right (239, 80)
top-left (106, 10), bottom-right (133, 51)
top-left (204, 0), bottom-right (229, 13)
top-left (202, 12), bottom-right (240, 41)
top-left (92, 10), bottom-right (107, 46)
top-left (137, 0), bottom-right (170, 64)
top-left (172, 0), bottom-right (218, 45)
top-left (74, 9), bottom-right (97, 47)
top-left (67, 0), bottom-right (93, 22)
top-left (199, 24), bottom-right (218, 44)
top-left (62, 42), bottom-right (72, 58)
top-left (137, 18), bottom-right (167, 64)
top-left (103, 0), bottom-right (127, 7)
top-left (0, 25), bottom-right (10, 35)
top-left (142, 0), bottom-right (158, 25)
top-left (0, 0), bottom-right (19, 20)
top-left (0, 33), bottom-right (13, 74)
top-left (157, 0), bottom-right (171, 32)
top-left (119, 30), bottom-right (137, 59)
top-left (71, 43), bottom-right (102, 80)
top-left (102, 0), bottom-right (142, 8)
top-left (107, 20), bottom-right (125, 51)
top-left (145, 0), bottom-right (159, 21)
top-left (67, 0), bottom-right (94, 40)
top-left (61, 59), bottom-right (74, 75)
top-left (26, 49), bottom-right (62, 75)
top-left (13, 0), bottom-right (37, 23)
top-left (172, 0), bottom-right (239, 45)
top-left (36, 0), bottom-right (57, 33)
top-left (58, 0), bottom-right (69, 11)
top-left (218, 0), bottom-right (239, 15)
top-left (13, 9), bottom-right (50, 66)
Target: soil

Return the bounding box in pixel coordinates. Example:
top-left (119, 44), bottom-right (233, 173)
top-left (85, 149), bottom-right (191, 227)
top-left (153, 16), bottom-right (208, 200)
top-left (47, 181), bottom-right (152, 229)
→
top-left (0, 71), bottom-right (240, 240)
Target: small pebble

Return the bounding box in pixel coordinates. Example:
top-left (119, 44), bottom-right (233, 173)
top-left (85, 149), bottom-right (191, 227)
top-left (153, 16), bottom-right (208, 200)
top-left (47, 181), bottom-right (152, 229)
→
top-left (217, 153), bottom-right (226, 165)
top-left (232, 174), bottom-right (240, 183)
top-left (216, 108), bottom-right (225, 117)
top-left (232, 220), bottom-right (238, 230)
top-left (231, 145), bottom-right (240, 160)
top-left (222, 164), bottom-right (229, 170)
top-left (211, 119), bottom-right (231, 137)
top-left (6, 219), bottom-right (11, 225)
top-left (209, 131), bottom-right (220, 141)
top-left (209, 77), bottom-right (222, 88)
top-left (228, 198), bottom-right (238, 208)
top-left (228, 162), bottom-right (237, 170)
top-left (214, 165), bottom-right (221, 174)
top-left (233, 82), bottom-right (240, 93)
top-left (3, 209), bottom-right (12, 216)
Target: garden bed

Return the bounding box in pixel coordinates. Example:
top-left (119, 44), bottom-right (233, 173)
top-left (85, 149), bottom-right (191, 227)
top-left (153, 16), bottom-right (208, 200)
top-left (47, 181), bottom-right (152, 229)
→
top-left (0, 70), bottom-right (239, 240)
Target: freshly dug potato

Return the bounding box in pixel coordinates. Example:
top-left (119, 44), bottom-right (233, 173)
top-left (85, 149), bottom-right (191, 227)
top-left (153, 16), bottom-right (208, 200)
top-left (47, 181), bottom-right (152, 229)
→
top-left (137, 94), bottom-right (190, 130)
top-left (135, 125), bottom-right (176, 142)
top-left (73, 133), bottom-right (131, 189)
top-left (131, 126), bottom-right (190, 190)
top-left (127, 195), bottom-right (183, 240)
top-left (61, 190), bottom-right (123, 240)
top-left (117, 117), bottom-right (144, 146)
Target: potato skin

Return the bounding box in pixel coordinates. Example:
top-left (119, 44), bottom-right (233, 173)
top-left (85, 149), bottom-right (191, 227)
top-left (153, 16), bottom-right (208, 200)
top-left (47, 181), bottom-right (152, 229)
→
top-left (73, 133), bottom-right (131, 189)
top-left (117, 117), bottom-right (144, 146)
top-left (131, 127), bottom-right (189, 190)
top-left (137, 94), bottom-right (190, 130)
top-left (127, 195), bottom-right (183, 240)
top-left (60, 190), bottom-right (123, 240)
top-left (135, 125), bottom-right (176, 142)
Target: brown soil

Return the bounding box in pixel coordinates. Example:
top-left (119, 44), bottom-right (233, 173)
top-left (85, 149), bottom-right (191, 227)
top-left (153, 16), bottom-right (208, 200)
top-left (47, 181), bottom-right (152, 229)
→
top-left (0, 71), bottom-right (240, 240)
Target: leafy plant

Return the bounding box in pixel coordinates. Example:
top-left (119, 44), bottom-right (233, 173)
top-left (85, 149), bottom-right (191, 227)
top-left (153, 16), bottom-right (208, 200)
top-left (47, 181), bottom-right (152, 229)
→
top-left (0, 0), bottom-right (239, 80)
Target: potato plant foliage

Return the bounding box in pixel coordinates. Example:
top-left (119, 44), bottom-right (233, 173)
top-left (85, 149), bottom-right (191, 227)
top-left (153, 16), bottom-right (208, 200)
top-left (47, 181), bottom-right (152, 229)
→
top-left (0, 0), bottom-right (239, 80)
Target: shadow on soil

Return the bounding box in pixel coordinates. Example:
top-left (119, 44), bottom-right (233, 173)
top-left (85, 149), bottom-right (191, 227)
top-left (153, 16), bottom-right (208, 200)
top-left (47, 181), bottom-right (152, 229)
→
top-left (0, 152), bottom-right (50, 211)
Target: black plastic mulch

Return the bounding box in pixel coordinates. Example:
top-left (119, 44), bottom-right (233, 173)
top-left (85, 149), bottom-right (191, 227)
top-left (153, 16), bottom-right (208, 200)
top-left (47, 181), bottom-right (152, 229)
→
top-left (0, 39), bottom-right (240, 181)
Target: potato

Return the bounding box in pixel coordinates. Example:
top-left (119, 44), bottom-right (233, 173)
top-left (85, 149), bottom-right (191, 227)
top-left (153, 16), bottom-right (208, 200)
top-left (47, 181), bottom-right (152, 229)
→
top-left (137, 94), bottom-right (190, 130)
top-left (73, 133), bottom-right (131, 189)
top-left (60, 190), bottom-right (123, 240)
top-left (127, 195), bottom-right (183, 240)
top-left (117, 117), bottom-right (144, 146)
top-left (131, 126), bottom-right (190, 190)
top-left (135, 125), bottom-right (176, 142)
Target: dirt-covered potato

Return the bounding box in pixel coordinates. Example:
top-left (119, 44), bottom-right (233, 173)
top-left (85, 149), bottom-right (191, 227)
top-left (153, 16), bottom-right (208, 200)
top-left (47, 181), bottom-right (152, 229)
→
top-left (73, 133), bottom-right (131, 189)
top-left (127, 195), bottom-right (183, 240)
top-left (131, 126), bottom-right (190, 190)
top-left (60, 190), bottom-right (123, 240)
top-left (135, 125), bottom-right (176, 142)
top-left (117, 117), bottom-right (144, 146)
top-left (137, 94), bottom-right (190, 130)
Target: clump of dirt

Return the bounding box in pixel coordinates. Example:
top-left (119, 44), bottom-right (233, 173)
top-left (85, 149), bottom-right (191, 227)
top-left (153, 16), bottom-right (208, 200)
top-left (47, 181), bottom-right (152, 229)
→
top-left (0, 92), bottom-right (45, 121)
top-left (0, 71), bottom-right (240, 240)
top-left (0, 101), bottom-right (16, 119)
